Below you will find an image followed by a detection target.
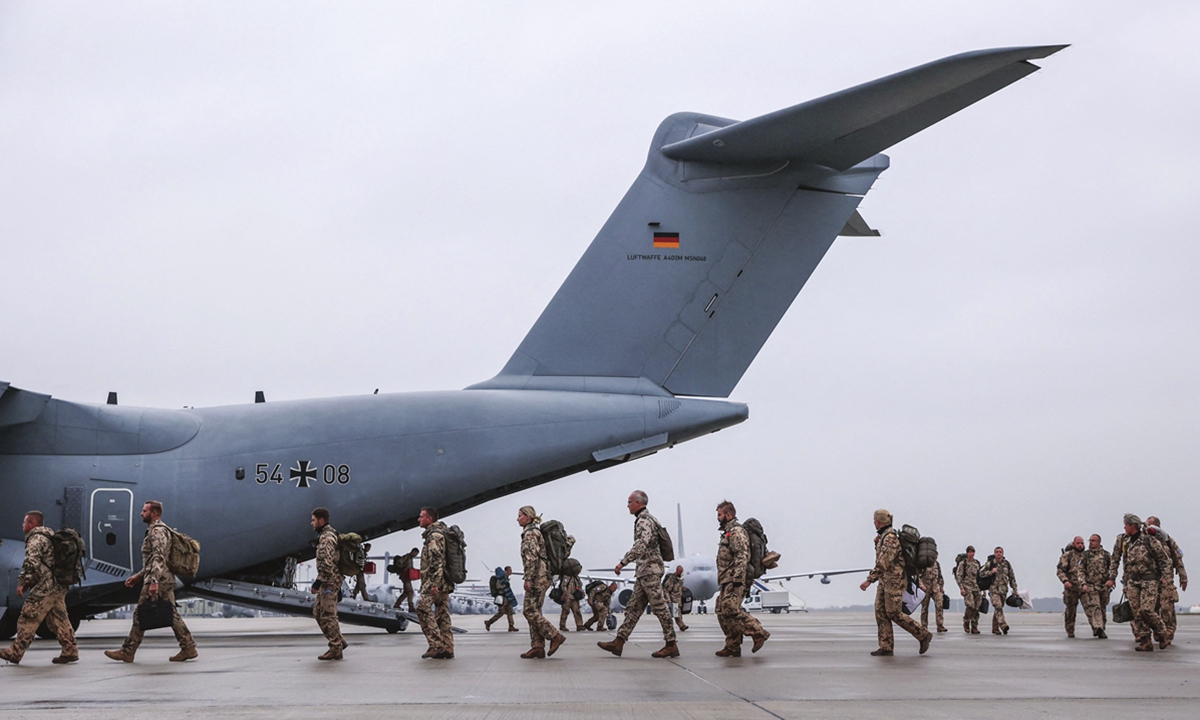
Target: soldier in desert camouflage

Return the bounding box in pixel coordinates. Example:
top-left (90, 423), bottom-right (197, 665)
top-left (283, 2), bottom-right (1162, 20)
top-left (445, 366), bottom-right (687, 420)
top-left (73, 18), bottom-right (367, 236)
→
top-left (1107, 513), bottom-right (1172, 651)
top-left (1084, 534), bottom-right (1112, 626)
top-left (1146, 516), bottom-right (1186, 647)
top-left (980, 547), bottom-right (1018, 635)
top-left (518, 505), bottom-right (565, 659)
top-left (954, 545), bottom-right (982, 634)
top-left (0, 511), bottom-right (78, 665)
top-left (417, 506), bottom-right (455, 659)
top-left (1057, 536), bottom-right (1105, 639)
top-left (559, 571), bottom-right (585, 632)
top-left (918, 552), bottom-right (947, 633)
top-left (860, 509), bottom-right (932, 656)
top-left (582, 581), bottom-right (616, 632)
top-left (662, 565), bottom-right (690, 633)
top-left (714, 501), bottom-right (768, 657)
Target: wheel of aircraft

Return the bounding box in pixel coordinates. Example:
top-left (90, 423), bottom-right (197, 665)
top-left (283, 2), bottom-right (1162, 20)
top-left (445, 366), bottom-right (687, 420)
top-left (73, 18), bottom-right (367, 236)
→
top-left (0, 608), bottom-right (17, 641)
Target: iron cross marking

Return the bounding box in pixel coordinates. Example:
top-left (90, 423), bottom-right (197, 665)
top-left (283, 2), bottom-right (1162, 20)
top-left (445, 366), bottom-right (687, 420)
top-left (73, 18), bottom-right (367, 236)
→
top-left (290, 460), bottom-right (317, 488)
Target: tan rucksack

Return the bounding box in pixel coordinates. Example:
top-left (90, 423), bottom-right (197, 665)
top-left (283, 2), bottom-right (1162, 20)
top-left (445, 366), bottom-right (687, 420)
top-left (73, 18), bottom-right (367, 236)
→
top-left (164, 525), bottom-right (201, 578)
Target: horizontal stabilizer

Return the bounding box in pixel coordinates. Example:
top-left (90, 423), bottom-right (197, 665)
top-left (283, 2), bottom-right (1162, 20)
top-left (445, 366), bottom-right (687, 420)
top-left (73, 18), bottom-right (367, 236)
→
top-left (661, 45), bottom-right (1067, 171)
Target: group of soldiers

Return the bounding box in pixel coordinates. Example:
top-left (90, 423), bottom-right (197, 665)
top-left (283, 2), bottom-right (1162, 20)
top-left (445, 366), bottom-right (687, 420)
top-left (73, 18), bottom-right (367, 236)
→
top-left (860, 509), bottom-right (1188, 657)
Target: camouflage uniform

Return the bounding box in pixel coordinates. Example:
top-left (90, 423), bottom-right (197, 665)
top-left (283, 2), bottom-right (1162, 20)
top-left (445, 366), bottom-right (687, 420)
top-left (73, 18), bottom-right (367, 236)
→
top-left (521, 524), bottom-right (559, 649)
top-left (980, 556), bottom-right (1018, 633)
top-left (393, 551), bottom-right (417, 612)
top-left (559, 574), bottom-right (584, 631)
top-left (662, 572), bottom-right (690, 631)
top-left (918, 560), bottom-right (946, 631)
top-left (313, 524), bottom-right (345, 654)
top-left (866, 525), bottom-right (931, 652)
top-left (122, 521), bottom-right (196, 655)
top-left (1083, 547), bottom-right (1112, 626)
top-left (715, 518), bottom-right (765, 652)
top-left (615, 508), bottom-right (675, 644)
top-left (1156, 533), bottom-right (1186, 644)
top-left (485, 582), bottom-right (517, 631)
top-left (2, 526), bottom-right (77, 663)
top-left (954, 556), bottom-right (982, 633)
top-left (417, 521), bottom-right (455, 655)
top-left (1109, 530), bottom-right (1171, 648)
top-left (582, 583), bottom-right (613, 631)
top-left (1056, 545), bottom-right (1102, 636)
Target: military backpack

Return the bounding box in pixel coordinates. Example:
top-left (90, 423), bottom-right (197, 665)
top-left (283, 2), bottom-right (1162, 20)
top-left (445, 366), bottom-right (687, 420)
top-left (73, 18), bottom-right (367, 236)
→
top-left (49, 527), bottom-right (87, 587)
top-left (443, 525), bottom-right (468, 585)
top-left (743, 518), bottom-right (780, 584)
top-left (652, 516), bottom-right (675, 563)
top-left (337, 532), bottom-right (366, 576)
top-left (585, 579), bottom-right (606, 597)
top-left (164, 525), bottom-right (201, 579)
top-left (896, 524), bottom-right (937, 589)
top-left (539, 519), bottom-right (582, 577)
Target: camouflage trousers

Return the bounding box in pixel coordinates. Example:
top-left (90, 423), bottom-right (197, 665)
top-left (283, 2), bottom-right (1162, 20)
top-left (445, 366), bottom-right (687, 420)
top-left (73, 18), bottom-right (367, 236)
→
top-left (1063, 587), bottom-right (1103, 634)
top-left (617, 573), bottom-right (675, 644)
top-left (124, 585), bottom-right (195, 653)
top-left (920, 587), bottom-right (945, 629)
top-left (1098, 587), bottom-right (1111, 624)
top-left (394, 578), bottom-right (416, 612)
top-left (716, 583), bottom-right (764, 651)
top-left (875, 581), bottom-right (929, 651)
top-left (989, 592), bottom-right (1009, 632)
top-left (417, 589), bottom-right (454, 653)
top-left (1158, 583), bottom-right (1179, 642)
top-left (5, 587), bottom-right (77, 662)
top-left (487, 600), bottom-right (516, 629)
top-left (669, 601), bottom-right (689, 630)
top-left (524, 582), bottom-right (558, 649)
top-left (583, 602), bottom-right (609, 631)
top-left (313, 587), bottom-right (345, 651)
top-left (1125, 580), bottom-right (1166, 645)
top-left (560, 597), bottom-right (583, 630)
top-left (962, 589), bottom-right (981, 631)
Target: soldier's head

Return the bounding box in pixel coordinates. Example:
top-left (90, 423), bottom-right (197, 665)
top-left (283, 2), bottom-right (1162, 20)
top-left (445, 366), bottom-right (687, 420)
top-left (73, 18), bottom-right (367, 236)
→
top-left (22, 510), bottom-right (44, 534)
top-left (675, 565), bottom-right (684, 576)
top-left (1072, 536), bottom-right (1085, 551)
top-left (1147, 516), bottom-right (1161, 527)
top-left (504, 566), bottom-right (513, 576)
top-left (716, 500), bottom-right (736, 526)
top-left (609, 582), bottom-right (618, 592)
top-left (1089, 534), bottom-right (1102, 549)
top-left (419, 507), bottom-right (438, 528)
top-left (966, 545), bottom-right (975, 559)
top-left (872, 509), bottom-right (892, 530)
top-left (1123, 513), bottom-right (1141, 535)
top-left (142, 500), bottom-right (163, 524)
top-left (517, 505), bottom-right (539, 527)
top-left (311, 507), bottom-right (330, 530)
top-left (993, 546), bottom-right (1004, 561)
top-left (410, 547), bottom-right (419, 557)
top-left (627, 490), bottom-right (648, 515)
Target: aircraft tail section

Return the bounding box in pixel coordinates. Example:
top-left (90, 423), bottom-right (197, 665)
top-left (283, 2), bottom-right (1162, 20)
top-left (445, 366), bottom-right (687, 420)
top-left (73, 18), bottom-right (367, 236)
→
top-left (473, 46), bottom-right (1062, 398)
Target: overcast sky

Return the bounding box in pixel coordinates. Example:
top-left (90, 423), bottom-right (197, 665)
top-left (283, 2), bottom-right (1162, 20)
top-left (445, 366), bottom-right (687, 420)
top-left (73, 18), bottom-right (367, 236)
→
top-left (2, 2), bottom-right (1197, 608)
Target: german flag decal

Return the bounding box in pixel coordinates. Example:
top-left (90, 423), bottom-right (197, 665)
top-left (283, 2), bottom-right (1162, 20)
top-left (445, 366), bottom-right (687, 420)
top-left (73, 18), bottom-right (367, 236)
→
top-left (653, 232), bottom-right (680, 248)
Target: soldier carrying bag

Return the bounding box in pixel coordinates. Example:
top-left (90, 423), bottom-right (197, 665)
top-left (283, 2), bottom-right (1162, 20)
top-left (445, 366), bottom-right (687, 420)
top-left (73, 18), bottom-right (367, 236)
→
top-left (164, 525), bottom-right (201, 579)
top-left (49, 527), bottom-right (87, 587)
top-left (743, 518), bottom-right (780, 585)
top-left (443, 525), bottom-right (468, 585)
top-left (137, 598), bottom-right (177, 631)
top-left (1112, 592), bottom-right (1133, 624)
top-left (337, 532), bottom-right (366, 576)
top-left (652, 517), bottom-right (675, 563)
top-left (539, 519), bottom-right (582, 577)
top-left (977, 556), bottom-right (996, 592)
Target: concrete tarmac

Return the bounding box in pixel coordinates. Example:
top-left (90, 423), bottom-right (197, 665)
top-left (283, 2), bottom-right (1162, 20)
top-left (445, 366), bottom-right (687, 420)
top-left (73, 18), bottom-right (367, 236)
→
top-left (2, 610), bottom-right (1198, 719)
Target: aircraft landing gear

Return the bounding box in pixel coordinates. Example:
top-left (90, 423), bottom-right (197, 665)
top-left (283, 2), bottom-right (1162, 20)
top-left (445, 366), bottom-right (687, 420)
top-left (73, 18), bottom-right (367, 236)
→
top-left (0, 608), bottom-right (18, 641)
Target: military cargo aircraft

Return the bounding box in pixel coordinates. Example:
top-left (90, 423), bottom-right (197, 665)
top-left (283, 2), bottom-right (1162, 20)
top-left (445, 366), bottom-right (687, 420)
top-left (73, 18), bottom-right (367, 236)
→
top-left (0, 45), bottom-right (1063, 637)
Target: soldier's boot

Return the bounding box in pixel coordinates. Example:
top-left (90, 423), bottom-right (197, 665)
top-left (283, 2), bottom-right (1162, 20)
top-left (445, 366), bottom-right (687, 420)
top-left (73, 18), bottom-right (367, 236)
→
top-left (520, 646), bottom-right (546, 659)
top-left (919, 631), bottom-right (932, 655)
top-left (1160, 637), bottom-right (1172, 650)
top-left (651, 642), bottom-right (680, 658)
top-left (870, 648), bottom-right (894, 656)
top-left (936, 624), bottom-right (947, 632)
top-left (559, 623), bottom-right (569, 632)
top-left (677, 622), bottom-right (689, 632)
top-left (547, 633), bottom-right (566, 657)
top-left (970, 625), bottom-right (980, 634)
top-left (1096, 628), bottom-right (1107, 639)
top-left (484, 619), bottom-right (492, 631)
top-left (751, 631), bottom-right (770, 654)
top-left (576, 624), bottom-right (585, 632)
top-left (1135, 640), bottom-right (1154, 652)
top-left (715, 646), bottom-right (741, 657)
top-left (597, 637), bottom-right (625, 657)
top-left (317, 649), bottom-right (343, 661)
top-left (51, 653), bottom-right (79, 664)
top-left (433, 650), bottom-right (454, 659)
top-left (0, 647), bottom-right (21, 664)
top-left (104, 648), bottom-right (135, 663)
top-left (170, 646), bottom-right (198, 662)
top-left (421, 647), bottom-right (439, 659)
top-left (992, 628), bottom-right (1002, 635)
top-left (963, 621), bottom-right (970, 634)
top-left (507, 625), bottom-right (519, 632)
top-left (1002, 626), bottom-right (1009, 635)
top-left (1066, 627), bottom-right (1075, 638)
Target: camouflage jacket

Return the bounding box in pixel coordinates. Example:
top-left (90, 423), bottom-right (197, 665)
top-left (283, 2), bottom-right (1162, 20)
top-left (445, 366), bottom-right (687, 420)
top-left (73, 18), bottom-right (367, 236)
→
top-left (1083, 548), bottom-right (1111, 586)
top-left (716, 518), bottom-right (750, 587)
top-left (662, 572), bottom-right (685, 602)
top-left (866, 526), bottom-right (905, 587)
top-left (394, 551), bottom-right (415, 573)
top-left (980, 557), bottom-right (1017, 596)
top-left (621, 508), bottom-right (665, 579)
top-left (1162, 535), bottom-right (1188, 588)
top-left (141, 520), bottom-right (175, 586)
top-left (521, 524), bottom-right (548, 585)
top-left (421, 521), bottom-right (450, 592)
top-left (955, 557), bottom-right (981, 592)
top-left (18, 526), bottom-right (58, 595)
top-left (1056, 546), bottom-right (1088, 588)
top-left (1110, 531), bottom-right (1171, 584)
top-left (920, 561), bottom-right (944, 594)
top-left (315, 524), bottom-right (342, 585)
top-left (560, 573), bottom-right (581, 597)
top-left (588, 583), bottom-right (613, 608)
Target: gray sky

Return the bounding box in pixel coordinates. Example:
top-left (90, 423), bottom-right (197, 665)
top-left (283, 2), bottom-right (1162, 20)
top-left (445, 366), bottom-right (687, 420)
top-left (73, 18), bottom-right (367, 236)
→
top-left (2, 2), bottom-right (1197, 608)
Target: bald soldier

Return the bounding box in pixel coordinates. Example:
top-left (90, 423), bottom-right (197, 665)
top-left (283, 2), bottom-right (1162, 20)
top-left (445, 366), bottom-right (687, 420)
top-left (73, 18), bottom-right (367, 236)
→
top-left (582, 581), bottom-right (617, 632)
top-left (954, 546), bottom-right (982, 634)
top-left (662, 565), bottom-right (690, 633)
top-left (860, 509), bottom-right (932, 656)
top-left (1146, 516), bottom-right (1187, 646)
top-left (0, 512), bottom-right (78, 665)
top-left (1107, 513), bottom-right (1172, 651)
top-left (1057, 536), bottom-right (1104, 639)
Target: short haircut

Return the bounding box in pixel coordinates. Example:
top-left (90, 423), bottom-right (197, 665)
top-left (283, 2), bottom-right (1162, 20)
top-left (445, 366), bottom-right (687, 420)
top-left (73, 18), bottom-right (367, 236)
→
top-left (1090, 534), bottom-right (1102, 542)
top-left (312, 507), bottom-right (330, 522)
top-left (504, 565), bottom-right (512, 572)
top-left (630, 490), bottom-right (648, 505)
top-left (25, 510), bottom-right (44, 525)
top-left (1147, 516), bottom-right (1160, 526)
top-left (966, 545), bottom-right (975, 553)
top-left (411, 548), bottom-right (419, 555)
top-left (994, 546), bottom-right (1004, 553)
top-left (145, 500), bottom-right (163, 515)
top-left (716, 500), bottom-right (736, 516)
top-left (420, 506), bottom-right (439, 522)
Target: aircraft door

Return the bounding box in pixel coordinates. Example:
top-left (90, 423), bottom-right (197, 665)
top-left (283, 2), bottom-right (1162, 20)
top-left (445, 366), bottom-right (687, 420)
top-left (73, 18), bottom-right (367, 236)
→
top-left (90, 488), bottom-right (134, 572)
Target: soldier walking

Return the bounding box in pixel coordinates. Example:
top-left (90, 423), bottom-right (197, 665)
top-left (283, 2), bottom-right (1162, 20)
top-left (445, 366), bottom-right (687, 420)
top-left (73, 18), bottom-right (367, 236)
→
top-left (559, 572), bottom-right (585, 632)
top-left (598, 490), bottom-right (678, 659)
top-left (518, 506), bottom-right (565, 658)
top-left (0, 511), bottom-right (78, 665)
top-left (104, 501), bottom-right (197, 663)
top-left (416, 507), bottom-right (455, 659)
top-left (1057, 536), bottom-right (1105, 638)
top-left (860, 509), bottom-right (931, 656)
top-left (582, 581), bottom-right (616, 631)
top-left (303, 507), bottom-right (345, 660)
top-left (1146, 516), bottom-right (1187, 646)
top-left (714, 501), bottom-right (769, 657)
top-left (980, 547), bottom-right (1018, 635)
top-left (918, 551), bottom-right (947, 633)
top-left (1084, 534), bottom-right (1112, 627)
top-left (484, 566), bottom-right (519, 632)
top-left (390, 548), bottom-right (419, 612)
top-left (954, 546), bottom-right (982, 634)
top-left (1107, 513), bottom-right (1172, 651)
top-left (662, 565), bottom-right (690, 633)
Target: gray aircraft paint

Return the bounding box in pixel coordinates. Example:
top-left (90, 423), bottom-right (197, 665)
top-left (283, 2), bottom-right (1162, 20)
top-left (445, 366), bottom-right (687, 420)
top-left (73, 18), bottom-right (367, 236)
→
top-left (0, 46), bottom-right (1062, 625)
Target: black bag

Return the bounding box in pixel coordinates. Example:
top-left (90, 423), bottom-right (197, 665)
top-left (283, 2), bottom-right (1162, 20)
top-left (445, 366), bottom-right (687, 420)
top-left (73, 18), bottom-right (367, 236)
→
top-left (549, 586), bottom-right (564, 605)
top-left (978, 596), bottom-right (990, 614)
top-left (977, 558), bottom-right (996, 592)
top-left (1005, 593), bottom-right (1023, 609)
top-left (1112, 593), bottom-right (1133, 624)
top-left (137, 599), bottom-right (177, 631)
top-left (942, 594), bottom-right (950, 610)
